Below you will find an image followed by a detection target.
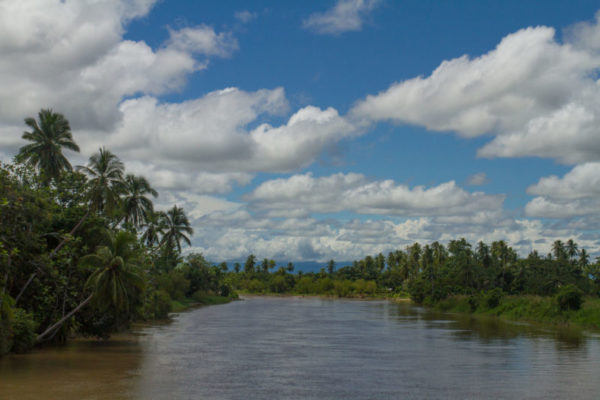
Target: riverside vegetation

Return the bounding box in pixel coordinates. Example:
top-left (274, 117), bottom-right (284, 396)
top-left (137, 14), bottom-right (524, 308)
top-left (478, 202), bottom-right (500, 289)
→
top-left (0, 109), bottom-right (236, 355)
top-left (2, 109), bottom-right (600, 356)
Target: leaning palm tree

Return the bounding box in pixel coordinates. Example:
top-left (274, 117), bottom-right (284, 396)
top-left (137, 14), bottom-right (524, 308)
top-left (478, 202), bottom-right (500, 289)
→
top-left (36, 230), bottom-right (144, 342)
top-left (161, 205), bottom-right (194, 256)
top-left (121, 174), bottom-right (158, 228)
top-left (78, 147), bottom-right (125, 214)
top-left (16, 108), bottom-right (80, 183)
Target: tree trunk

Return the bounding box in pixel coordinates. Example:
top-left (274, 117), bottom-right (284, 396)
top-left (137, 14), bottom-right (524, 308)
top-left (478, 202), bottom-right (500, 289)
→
top-left (15, 210), bottom-right (89, 305)
top-left (49, 209), bottom-right (90, 259)
top-left (35, 293), bottom-right (93, 343)
top-left (0, 255), bottom-right (10, 310)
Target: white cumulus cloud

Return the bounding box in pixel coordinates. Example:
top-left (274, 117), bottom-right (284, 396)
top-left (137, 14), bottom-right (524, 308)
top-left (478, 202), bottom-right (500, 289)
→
top-left (0, 0), bottom-right (238, 140)
top-left (525, 162), bottom-right (600, 218)
top-left (351, 23), bottom-right (600, 164)
top-left (303, 0), bottom-right (380, 35)
top-left (246, 173), bottom-right (504, 217)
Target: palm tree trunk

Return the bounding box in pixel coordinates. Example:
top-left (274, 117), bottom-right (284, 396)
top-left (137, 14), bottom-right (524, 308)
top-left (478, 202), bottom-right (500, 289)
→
top-left (36, 293), bottom-right (93, 343)
top-left (15, 210), bottom-right (90, 305)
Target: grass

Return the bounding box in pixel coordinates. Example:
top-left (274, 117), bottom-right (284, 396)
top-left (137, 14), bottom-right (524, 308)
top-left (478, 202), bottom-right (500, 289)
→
top-left (432, 295), bottom-right (600, 330)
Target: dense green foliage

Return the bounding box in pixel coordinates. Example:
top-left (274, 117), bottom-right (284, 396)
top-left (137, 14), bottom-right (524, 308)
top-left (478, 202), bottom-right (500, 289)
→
top-left (0, 110), bottom-right (235, 355)
top-left (556, 285), bottom-right (584, 311)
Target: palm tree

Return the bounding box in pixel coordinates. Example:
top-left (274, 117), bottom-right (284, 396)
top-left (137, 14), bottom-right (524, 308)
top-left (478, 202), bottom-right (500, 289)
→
top-left (121, 174), bottom-right (158, 227)
top-left (566, 239), bottom-right (578, 262)
top-left (17, 109), bottom-right (80, 183)
top-left (78, 147), bottom-right (125, 214)
top-left (36, 230), bottom-right (143, 342)
top-left (160, 205), bottom-right (193, 257)
top-left (552, 240), bottom-right (566, 261)
top-left (141, 210), bottom-right (167, 248)
top-left (578, 248), bottom-right (590, 268)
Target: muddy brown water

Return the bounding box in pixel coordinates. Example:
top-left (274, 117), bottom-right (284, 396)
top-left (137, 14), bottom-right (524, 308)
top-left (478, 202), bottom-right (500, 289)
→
top-left (2, 296), bottom-right (600, 399)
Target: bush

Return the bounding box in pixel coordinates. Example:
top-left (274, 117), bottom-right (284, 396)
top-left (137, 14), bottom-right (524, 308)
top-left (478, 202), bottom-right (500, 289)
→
top-left (219, 283), bottom-right (231, 297)
top-left (294, 277), bottom-right (314, 294)
top-left (10, 308), bottom-right (37, 353)
top-left (147, 290), bottom-right (172, 319)
top-left (484, 288), bottom-right (504, 309)
top-left (333, 280), bottom-right (352, 297)
top-left (408, 279), bottom-right (427, 304)
top-left (247, 279), bottom-right (265, 293)
top-left (556, 284), bottom-right (583, 311)
top-left (157, 271), bottom-right (190, 301)
top-left (191, 290), bottom-right (208, 302)
top-left (317, 278), bottom-right (334, 294)
top-left (468, 294), bottom-right (480, 311)
top-left (269, 276), bottom-right (288, 293)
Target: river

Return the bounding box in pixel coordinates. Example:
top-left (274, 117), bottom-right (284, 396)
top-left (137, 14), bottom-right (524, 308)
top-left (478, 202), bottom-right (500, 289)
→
top-left (2, 296), bottom-right (600, 399)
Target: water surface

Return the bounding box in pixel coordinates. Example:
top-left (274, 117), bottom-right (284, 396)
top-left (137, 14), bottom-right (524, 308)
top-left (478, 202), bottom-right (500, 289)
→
top-left (2, 296), bottom-right (600, 399)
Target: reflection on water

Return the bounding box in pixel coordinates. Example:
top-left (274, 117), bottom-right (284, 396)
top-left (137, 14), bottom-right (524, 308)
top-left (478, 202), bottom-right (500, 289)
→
top-left (1, 297), bottom-right (599, 399)
top-left (0, 335), bottom-right (143, 400)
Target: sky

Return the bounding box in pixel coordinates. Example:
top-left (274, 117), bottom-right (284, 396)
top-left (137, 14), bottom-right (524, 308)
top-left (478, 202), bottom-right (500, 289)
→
top-left (1, 0), bottom-right (600, 263)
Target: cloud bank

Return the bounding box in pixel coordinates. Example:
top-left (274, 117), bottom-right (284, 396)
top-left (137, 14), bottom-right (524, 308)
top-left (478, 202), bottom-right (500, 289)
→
top-left (351, 23), bottom-right (600, 164)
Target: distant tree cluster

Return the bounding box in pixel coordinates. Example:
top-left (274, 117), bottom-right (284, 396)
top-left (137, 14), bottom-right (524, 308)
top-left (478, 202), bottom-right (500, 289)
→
top-left (227, 238), bottom-right (599, 306)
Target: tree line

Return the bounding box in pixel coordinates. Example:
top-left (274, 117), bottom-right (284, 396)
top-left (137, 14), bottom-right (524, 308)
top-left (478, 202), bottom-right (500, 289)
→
top-left (227, 238), bottom-right (599, 307)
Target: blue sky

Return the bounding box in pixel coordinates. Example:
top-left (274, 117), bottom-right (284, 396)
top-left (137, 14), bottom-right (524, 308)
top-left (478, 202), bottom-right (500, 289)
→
top-left (1, 0), bottom-right (600, 262)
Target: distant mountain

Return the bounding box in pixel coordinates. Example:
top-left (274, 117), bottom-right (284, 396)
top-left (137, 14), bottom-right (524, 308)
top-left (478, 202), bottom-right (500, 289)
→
top-left (216, 260), bottom-right (353, 273)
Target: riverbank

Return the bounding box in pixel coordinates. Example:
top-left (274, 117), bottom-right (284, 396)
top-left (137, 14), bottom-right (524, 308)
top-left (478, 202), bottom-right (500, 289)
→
top-left (237, 290), bottom-right (412, 302)
top-left (239, 290), bottom-right (600, 331)
top-left (170, 294), bottom-right (235, 312)
top-left (430, 294), bottom-right (600, 330)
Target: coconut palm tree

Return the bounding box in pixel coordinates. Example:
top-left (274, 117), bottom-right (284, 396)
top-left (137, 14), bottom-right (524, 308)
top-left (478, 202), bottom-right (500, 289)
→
top-left (36, 230), bottom-right (143, 342)
top-left (121, 174), bottom-right (158, 228)
top-left (141, 210), bottom-right (167, 248)
top-left (566, 239), bottom-right (578, 263)
top-left (16, 109), bottom-right (80, 183)
top-left (78, 147), bottom-right (125, 214)
top-left (161, 205), bottom-right (193, 255)
top-left (552, 240), bottom-right (566, 261)
top-left (579, 248), bottom-right (590, 268)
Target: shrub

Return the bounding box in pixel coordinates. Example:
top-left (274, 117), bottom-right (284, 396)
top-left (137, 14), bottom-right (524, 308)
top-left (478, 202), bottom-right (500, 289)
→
top-left (317, 278), bottom-right (334, 294)
top-left (147, 290), bottom-right (172, 319)
top-left (191, 290), bottom-right (208, 302)
top-left (556, 284), bottom-right (583, 311)
top-left (10, 308), bottom-right (37, 353)
top-left (364, 281), bottom-right (377, 295)
top-left (247, 279), bottom-right (265, 293)
top-left (408, 279), bottom-right (427, 304)
top-left (484, 288), bottom-right (504, 309)
top-left (157, 271), bottom-right (190, 301)
top-left (219, 283), bottom-right (231, 297)
top-left (294, 277), bottom-right (314, 294)
top-left (269, 276), bottom-right (288, 293)
top-left (468, 294), bottom-right (480, 311)
top-left (333, 280), bottom-right (352, 297)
